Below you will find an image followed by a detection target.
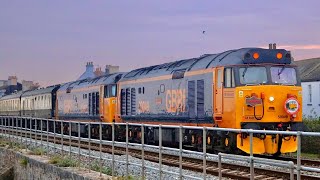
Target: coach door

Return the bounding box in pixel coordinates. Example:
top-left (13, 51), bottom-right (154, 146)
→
top-left (214, 67), bottom-right (224, 120)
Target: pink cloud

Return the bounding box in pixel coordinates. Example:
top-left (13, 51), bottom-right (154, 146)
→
top-left (261, 44), bottom-right (320, 50)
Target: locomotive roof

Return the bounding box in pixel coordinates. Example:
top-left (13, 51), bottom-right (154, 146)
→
top-left (22, 85), bottom-right (60, 97)
top-left (58, 73), bottom-right (123, 91)
top-left (120, 48), bottom-right (292, 81)
top-left (0, 91), bottom-right (23, 100)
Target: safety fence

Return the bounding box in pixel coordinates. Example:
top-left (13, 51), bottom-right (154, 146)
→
top-left (0, 116), bottom-right (319, 180)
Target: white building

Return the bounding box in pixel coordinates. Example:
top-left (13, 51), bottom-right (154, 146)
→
top-left (295, 58), bottom-right (320, 119)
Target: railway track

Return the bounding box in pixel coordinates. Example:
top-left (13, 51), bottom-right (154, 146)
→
top-left (3, 128), bottom-right (320, 180)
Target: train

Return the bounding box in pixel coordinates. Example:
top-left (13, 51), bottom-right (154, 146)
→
top-left (0, 47), bottom-right (304, 155)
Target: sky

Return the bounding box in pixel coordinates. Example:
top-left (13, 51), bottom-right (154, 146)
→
top-left (1, 0), bottom-right (320, 87)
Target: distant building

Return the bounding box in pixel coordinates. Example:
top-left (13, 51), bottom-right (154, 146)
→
top-left (78, 62), bottom-right (96, 80)
top-left (7, 76), bottom-right (17, 86)
top-left (78, 62), bottom-right (119, 80)
top-left (22, 80), bottom-right (40, 91)
top-left (105, 65), bottom-right (119, 75)
top-left (0, 76), bottom-right (39, 97)
top-left (295, 58), bottom-right (320, 118)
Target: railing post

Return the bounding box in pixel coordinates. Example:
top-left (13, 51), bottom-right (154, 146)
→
top-left (40, 119), bottom-right (43, 148)
top-left (249, 131), bottom-right (254, 180)
top-left (25, 118), bottom-right (28, 150)
top-left (179, 126), bottom-right (183, 180)
top-left (88, 122), bottom-right (91, 173)
top-left (141, 124), bottom-right (145, 179)
top-left (69, 121), bottom-right (71, 157)
top-left (112, 122), bottom-right (115, 178)
top-left (78, 122), bottom-right (81, 170)
top-left (218, 153), bottom-right (222, 180)
top-left (20, 118), bottom-right (23, 145)
top-left (7, 117), bottom-right (11, 141)
top-left (203, 127), bottom-right (207, 180)
top-left (61, 121), bottom-right (64, 154)
top-left (289, 161), bottom-right (294, 180)
top-left (15, 117), bottom-right (18, 140)
top-left (126, 122), bottom-right (129, 179)
top-left (47, 119), bottom-right (49, 155)
top-left (297, 131), bottom-right (301, 180)
top-left (35, 118), bottom-right (37, 146)
top-left (159, 124), bottom-right (162, 180)
top-left (29, 118), bottom-right (32, 147)
top-left (99, 122), bottom-right (102, 177)
top-left (54, 120), bottom-right (56, 153)
top-left (0, 117), bottom-right (3, 135)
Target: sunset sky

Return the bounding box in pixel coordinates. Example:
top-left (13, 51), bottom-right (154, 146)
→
top-left (1, 0), bottom-right (320, 86)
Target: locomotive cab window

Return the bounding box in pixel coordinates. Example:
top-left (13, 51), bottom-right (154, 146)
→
top-left (270, 66), bottom-right (297, 85)
top-left (104, 84), bottom-right (117, 98)
top-left (224, 68), bottom-right (235, 88)
top-left (239, 66), bottom-right (267, 85)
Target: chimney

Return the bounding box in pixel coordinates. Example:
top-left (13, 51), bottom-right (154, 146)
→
top-left (8, 76), bottom-right (17, 86)
top-left (273, 43), bottom-right (276, 49)
top-left (268, 43), bottom-right (272, 49)
top-left (86, 62), bottom-right (94, 73)
top-left (105, 65), bottom-right (119, 75)
top-left (94, 67), bottom-right (104, 77)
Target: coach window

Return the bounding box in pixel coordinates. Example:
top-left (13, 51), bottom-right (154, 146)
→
top-left (224, 68), bottom-right (235, 88)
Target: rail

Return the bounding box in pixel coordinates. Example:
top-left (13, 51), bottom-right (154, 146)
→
top-left (0, 116), bottom-right (319, 180)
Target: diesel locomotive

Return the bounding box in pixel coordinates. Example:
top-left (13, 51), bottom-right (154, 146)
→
top-left (0, 47), bottom-right (304, 155)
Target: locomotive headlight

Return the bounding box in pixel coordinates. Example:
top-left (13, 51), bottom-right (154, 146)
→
top-left (269, 96), bottom-right (275, 102)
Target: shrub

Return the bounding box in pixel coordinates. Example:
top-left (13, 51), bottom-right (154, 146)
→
top-left (20, 157), bottom-right (28, 167)
top-left (301, 118), bottom-right (320, 156)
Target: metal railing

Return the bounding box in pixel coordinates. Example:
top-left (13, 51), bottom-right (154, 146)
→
top-left (0, 116), bottom-right (319, 180)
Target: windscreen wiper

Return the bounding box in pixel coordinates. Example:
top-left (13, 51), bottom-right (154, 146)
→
top-left (278, 66), bottom-right (286, 76)
top-left (242, 66), bottom-right (248, 77)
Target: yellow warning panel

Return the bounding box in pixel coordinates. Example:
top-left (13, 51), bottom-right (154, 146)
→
top-left (237, 134), bottom-right (265, 154)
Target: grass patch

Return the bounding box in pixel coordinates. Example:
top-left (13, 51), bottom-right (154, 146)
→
top-left (20, 157), bottom-right (28, 167)
top-left (117, 176), bottom-right (137, 180)
top-left (49, 155), bottom-right (77, 167)
top-left (89, 160), bottom-right (112, 175)
top-left (29, 147), bottom-right (45, 155)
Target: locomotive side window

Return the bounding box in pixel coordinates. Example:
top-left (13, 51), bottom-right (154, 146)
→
top-left (131, 88), bottom-right (136, 115)
top-left (96, 92), bottom-right (99, 115)
top-left (120, 89), bottom-right (126, 115)
top-left (224, 68), bottom-right (235, 88)
top-left (188, 80), bottom-right (196, 118)
top-left (197, 80), bottom-right (205, 118)
top-left (217, 70), bottom-right (222, 88)
top-left (88, 93), bottom-right (92, 115)
top-left (92, 92), bottom-right (96, 115)
top-left (126, 88), bottom-right (131, 115)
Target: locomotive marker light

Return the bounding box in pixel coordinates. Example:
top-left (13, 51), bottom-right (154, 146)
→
top-left (269, 96), bottom-right (275, 102)
top-left (253, 52), bottom-right (259, 59)
top-left (284, 97), bottom-right (299, 115)
top-left (277, 52), bottom-right (283, 59)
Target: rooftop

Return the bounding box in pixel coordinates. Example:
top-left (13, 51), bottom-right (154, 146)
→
top-left (294, 57), bottom-right (320, 82)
